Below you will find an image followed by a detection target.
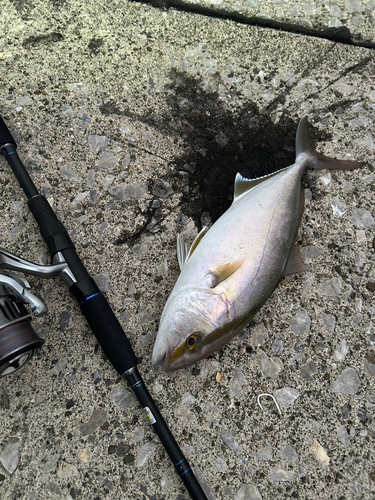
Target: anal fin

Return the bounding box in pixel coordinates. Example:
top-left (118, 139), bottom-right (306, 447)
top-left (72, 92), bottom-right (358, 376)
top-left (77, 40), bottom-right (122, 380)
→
top-left (284, 244), bottom-right (310, 276)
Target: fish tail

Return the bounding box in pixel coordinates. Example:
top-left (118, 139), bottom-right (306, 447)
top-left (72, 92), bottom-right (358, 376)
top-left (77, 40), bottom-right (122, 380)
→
top-left (296, 115), bottom-right (365, 170)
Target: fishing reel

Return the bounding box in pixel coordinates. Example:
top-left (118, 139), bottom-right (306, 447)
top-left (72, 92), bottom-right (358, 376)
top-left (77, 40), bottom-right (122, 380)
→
top-left (0, 248), bottom-right (73, 377)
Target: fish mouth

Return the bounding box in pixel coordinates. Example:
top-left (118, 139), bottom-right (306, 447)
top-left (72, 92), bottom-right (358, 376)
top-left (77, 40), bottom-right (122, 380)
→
top-left (152, 352), bottom-right (175, 372)
top-left (151, 338), bottom-right (176, 372)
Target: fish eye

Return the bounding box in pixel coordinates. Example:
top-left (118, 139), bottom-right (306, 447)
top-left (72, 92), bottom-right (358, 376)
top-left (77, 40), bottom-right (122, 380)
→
top-left (186, 334), bottom-right (198, 350)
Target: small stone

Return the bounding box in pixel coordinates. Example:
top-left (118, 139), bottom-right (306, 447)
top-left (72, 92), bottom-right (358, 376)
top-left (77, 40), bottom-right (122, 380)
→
top-left (301, 246), bottom-right (323, 262)
top-left (235, 483), bottom-right (262, 500)
top-left (220, 431), bottom-right (242, 456)
top-left (152, 381), bottom-right (163, 394)
top-left (62, 104), bottom-right (72, 115)
top-left (88, 135), bottom-right (109, 153)
top-left (42, 453), bottom-right (60, 474)
top-left (12, 200), bottom-right (24, 213)
top-left (250, 323), bottom-right (268, 347)
top-left (345, 0), bottom-right (363, 13)
top-left (215, 458), bottom-right (227, 471)
top-left (152, 179), bottom-right (174, 198)
top-left (79, 409), bottom-right (108, 436)
top-left (181, 392), bottom-right (196, 405)
top-left (312, 439), bottom-right (329, 466)
top-left (355, 251), bottom-right (366, 267)
top-left (305, 419), bottom-right (321, 434)
top-left (256, 443), bottom-right (273, 461)
top-left (93, 272), bottom-right (110, 293)
top-left (256, 350), bottom-right (283, 378)
top-left (96, 152), bottom-right (120, 170)
top-left (120, 124), bottom-right (130, 134)
top-left (216, 372), bottom-right (223, 383)
top-left (231, 368), bottom-right (244, 398)
top-left (300, 358), bottom-right (317, 380)
top-left (271, 338), bottom-right (284, 354)
top-left (330, 367), bottom-right (361, 394)
top-left (274, 388), bottom-right (300, 407)
top-left (47, 481), bottom-right (62, 496)
top-left (71, 191), bottom-right (89, 206)
top-left (136, 442), bottom-right (156, 468)
top-left (122, 153), bottom-right (131, 168)
top-left (0, 442), bottom-right (19, 474)
top-left (138, 331), bottom-right (156, 347)
top-left (321, 312), bottom-right (336, 334)
top-left (60, 166), bottom-right (81, 182)
top-left (290, 309), bottom-right (311, 335)
top-left (350, 209), bottom-right (374, 229)
top-left (78, 448), bottom-right (92, 462)
top-left (318, 277), bottom-right (342, 296)
top-left (51, 358), bottom-right (68, 375)
top-left (201, 401), bottom-right (220, 414)
top-left (109, 385), bottom-right (137, 412)
top-left (331, 197), bottom-right (347, 217)
top-left (363, 358), bottom-right (375, 375)
top-left (132, 427), bottom-right (145, 443)
top-left (356, 230), bottom-right (366, 244)
top-left (279, 445), bottom-right (299, 463)
top-left (337, 426), bottom-right (351, 448)
top-left (335, 340), bottom-right (349, 361)
top-left (67, 82), bottom-right (89, 95)
top-left (366, 282), bottom-right (375, 292)
top-left (269, 469), bottom-right (296, 482)
top-left (60, 311), bottom-right (70, 332)
top-left (108, 183), bottom-right (148, 201)
top-left (57, 463), bottom-right (79, 478)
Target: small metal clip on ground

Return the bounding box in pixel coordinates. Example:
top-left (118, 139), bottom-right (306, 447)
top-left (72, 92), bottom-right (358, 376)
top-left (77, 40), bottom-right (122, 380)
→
top-left (257, 393), bottom-right (282, 416)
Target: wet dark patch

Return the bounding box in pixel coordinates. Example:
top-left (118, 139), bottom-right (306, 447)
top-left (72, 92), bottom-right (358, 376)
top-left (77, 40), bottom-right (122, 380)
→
top-left (88, 37), bottom-right (104, 54)
top-left (22, 32), bottom-right (64, 47)
top-left (158, 70), bottom-right (303, 226)
top-left (9, 0), bottom-right (34, 15)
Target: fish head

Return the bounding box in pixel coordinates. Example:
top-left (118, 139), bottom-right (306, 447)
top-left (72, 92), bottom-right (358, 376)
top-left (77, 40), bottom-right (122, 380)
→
top-left (152, 287), bottom-right (237, 371)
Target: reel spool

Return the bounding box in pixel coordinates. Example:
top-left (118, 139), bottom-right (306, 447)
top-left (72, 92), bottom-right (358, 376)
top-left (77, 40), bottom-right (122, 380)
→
top-left (0, 272), bottom-right (47, 377)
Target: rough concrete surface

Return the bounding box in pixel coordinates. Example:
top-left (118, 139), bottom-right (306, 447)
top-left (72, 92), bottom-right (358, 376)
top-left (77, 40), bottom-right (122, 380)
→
top-left (0, 1), bottom-right (374, 499)
top-left (166, 0), bottom-right (375, 45)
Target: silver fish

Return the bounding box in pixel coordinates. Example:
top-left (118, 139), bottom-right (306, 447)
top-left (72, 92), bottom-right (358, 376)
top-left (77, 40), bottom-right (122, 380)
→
top-left (152, 116), bottom-right (364, 371)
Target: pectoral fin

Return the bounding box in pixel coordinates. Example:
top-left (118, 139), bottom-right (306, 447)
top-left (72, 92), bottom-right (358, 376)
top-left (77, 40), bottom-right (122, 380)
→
top-left (284, 244), bottom-right (310, 276)
top-left (177, 226), bottom-right (208, 271)
top-left (207, 259), bottom-right (245, 288)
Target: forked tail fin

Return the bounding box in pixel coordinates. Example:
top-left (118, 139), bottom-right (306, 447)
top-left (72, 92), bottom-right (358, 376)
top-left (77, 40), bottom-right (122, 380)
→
top-left (296, 115), bottom-right (365, 170)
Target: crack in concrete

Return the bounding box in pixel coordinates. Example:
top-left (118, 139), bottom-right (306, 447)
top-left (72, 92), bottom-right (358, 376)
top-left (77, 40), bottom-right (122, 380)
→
top-left (130, 0), bottom-right (375, 50)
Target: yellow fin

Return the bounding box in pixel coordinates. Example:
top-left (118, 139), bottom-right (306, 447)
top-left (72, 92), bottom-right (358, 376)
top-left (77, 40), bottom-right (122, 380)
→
top-left (177, 226), bottom-right (208, 271)
top-left (208, 259), bottom-right (245, 288)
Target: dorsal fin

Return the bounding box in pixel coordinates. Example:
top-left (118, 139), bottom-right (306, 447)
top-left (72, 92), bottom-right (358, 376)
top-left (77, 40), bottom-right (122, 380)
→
top-left (177, 226), bottom-right (208, 271)
top-left (234, 167), bottom-right (289, 200)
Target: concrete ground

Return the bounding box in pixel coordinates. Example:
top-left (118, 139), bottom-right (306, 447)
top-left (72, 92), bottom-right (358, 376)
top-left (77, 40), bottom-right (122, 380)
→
top-left (0, 1), bottom-right (374, 499)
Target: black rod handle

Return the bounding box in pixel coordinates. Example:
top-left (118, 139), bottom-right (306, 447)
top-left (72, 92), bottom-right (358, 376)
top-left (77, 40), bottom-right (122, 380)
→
top-left (0, 114), bottom-right (16, 147)
top-left (81, 293), bottom-right (137, 374)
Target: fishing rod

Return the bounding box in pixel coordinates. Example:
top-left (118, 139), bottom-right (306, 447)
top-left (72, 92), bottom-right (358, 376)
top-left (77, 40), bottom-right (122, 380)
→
top-left (0, 114), bottom-right (208, 500)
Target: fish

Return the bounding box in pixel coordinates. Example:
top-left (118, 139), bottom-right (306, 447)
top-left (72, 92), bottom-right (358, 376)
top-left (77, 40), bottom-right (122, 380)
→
top-left (152, 115), bottom-right (365, 371)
